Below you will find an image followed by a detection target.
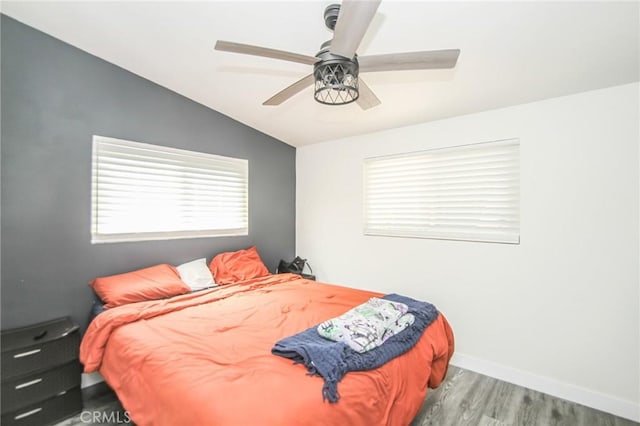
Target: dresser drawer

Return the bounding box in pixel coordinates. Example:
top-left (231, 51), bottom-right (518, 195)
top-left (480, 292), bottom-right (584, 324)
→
top-left (2, 361), bottom-right (81, 414)
top-left (1, 319), bottom-right (80, 380)
top-left (1, 387), bottom-right (82, 426)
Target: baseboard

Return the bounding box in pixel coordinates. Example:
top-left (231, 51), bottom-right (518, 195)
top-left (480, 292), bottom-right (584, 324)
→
top-left (450, 352), bottom-right (640, 423)
top-left (81, 371), bottom-right (105, 389)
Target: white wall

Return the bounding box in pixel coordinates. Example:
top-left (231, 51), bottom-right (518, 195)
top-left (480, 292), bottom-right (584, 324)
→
top-left (297, 83), bottom-right (639, 421)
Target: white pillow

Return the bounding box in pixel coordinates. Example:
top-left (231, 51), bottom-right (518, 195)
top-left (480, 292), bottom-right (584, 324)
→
top-left (176, 258), bottom-right (215, 291)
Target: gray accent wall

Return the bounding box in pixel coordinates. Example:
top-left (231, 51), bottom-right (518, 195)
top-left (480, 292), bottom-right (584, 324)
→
top-left (1, 15), bottom-right (296, 330)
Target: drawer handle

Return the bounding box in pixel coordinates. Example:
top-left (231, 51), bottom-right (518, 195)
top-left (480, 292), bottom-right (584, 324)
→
top-left (33, 330), bottom-right (48, 340)
top-left (13, 348), bottom-right (41, 358)
top-left (14, 407), bottom-right (42, 420)
top-left (15, 378), bottom-right (43, 389)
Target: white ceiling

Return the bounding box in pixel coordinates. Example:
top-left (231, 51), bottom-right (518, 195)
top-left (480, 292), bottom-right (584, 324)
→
top-left (2, 1), bottom-right (639, 147)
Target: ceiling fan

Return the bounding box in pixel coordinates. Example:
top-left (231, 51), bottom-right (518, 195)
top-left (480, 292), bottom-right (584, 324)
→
top-left (215, 0), bottom-right (460, 110)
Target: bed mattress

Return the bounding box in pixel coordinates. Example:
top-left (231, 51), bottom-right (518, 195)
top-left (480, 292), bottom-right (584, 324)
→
top-left (80, 274), bottom-right (454, 426)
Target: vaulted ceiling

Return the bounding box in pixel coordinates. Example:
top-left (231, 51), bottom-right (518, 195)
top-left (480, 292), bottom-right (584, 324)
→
top-left (2, 1), bottom-right (638, 146)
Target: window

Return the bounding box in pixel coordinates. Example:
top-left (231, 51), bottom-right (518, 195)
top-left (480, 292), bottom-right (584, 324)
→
top-left (363, 139), bottom-right (519, 244)
top-left (91, 135), bottom-right (248, 244)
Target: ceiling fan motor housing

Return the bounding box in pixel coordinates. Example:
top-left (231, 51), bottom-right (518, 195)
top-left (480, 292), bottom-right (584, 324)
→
top-left (313, 42), bottom-right (359, 105)
top-left (324, 4), bottom-right (341, 30)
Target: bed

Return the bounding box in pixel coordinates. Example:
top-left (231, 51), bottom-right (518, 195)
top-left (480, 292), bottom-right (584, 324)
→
top-left (81, 264), bottom-right (454, 425)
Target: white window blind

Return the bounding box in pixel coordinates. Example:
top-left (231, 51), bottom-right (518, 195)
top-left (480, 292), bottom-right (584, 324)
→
top-left (364, 139), bottom-right (520, 244)
top-left (91, 135), bottom-right (248, 244)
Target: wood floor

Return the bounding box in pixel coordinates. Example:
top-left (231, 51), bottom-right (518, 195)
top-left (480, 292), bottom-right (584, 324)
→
top-left (55, 366), bottom-right (637, 426)
top-left (411, 366), bottom-right (638, 426)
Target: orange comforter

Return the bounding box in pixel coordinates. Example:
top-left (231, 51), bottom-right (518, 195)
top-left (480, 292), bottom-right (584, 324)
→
top-left (80, 274), bottom-right (454, 426)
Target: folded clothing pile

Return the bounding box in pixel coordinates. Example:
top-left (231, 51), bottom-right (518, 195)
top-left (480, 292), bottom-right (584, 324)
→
top-left (272, 293), bottom-right (438, 402)
top-left (317, 297), bottom-right (415, 353)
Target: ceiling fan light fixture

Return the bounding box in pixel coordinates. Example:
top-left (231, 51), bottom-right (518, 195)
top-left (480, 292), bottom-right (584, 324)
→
top-left (313, 55), bottom-right (359, 105)
top-left (214, 0), bottom-right (459, 109)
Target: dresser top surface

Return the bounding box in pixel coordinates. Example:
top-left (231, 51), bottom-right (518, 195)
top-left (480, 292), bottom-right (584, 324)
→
top-left (1, 317), bottom-right (79, 352)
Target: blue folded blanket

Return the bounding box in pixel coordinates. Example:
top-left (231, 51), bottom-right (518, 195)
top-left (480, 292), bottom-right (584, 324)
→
top-left (271, 293), bottom-right (439, 402)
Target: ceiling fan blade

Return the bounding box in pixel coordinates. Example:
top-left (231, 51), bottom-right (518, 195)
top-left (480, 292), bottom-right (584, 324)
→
top-left (263, 74), bottom-right (315, 106)
top-left (330, 0), bottom-right (381, 59)
top-left (215, 40), bottom-right (318, 66)
top-left (356, 78), bottom-right (381, 110)
top-left (359, 49), bottom-right (460, 72)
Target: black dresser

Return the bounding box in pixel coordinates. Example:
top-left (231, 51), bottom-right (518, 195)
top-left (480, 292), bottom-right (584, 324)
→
top-left (1, 317), bottom-right (83, 426)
